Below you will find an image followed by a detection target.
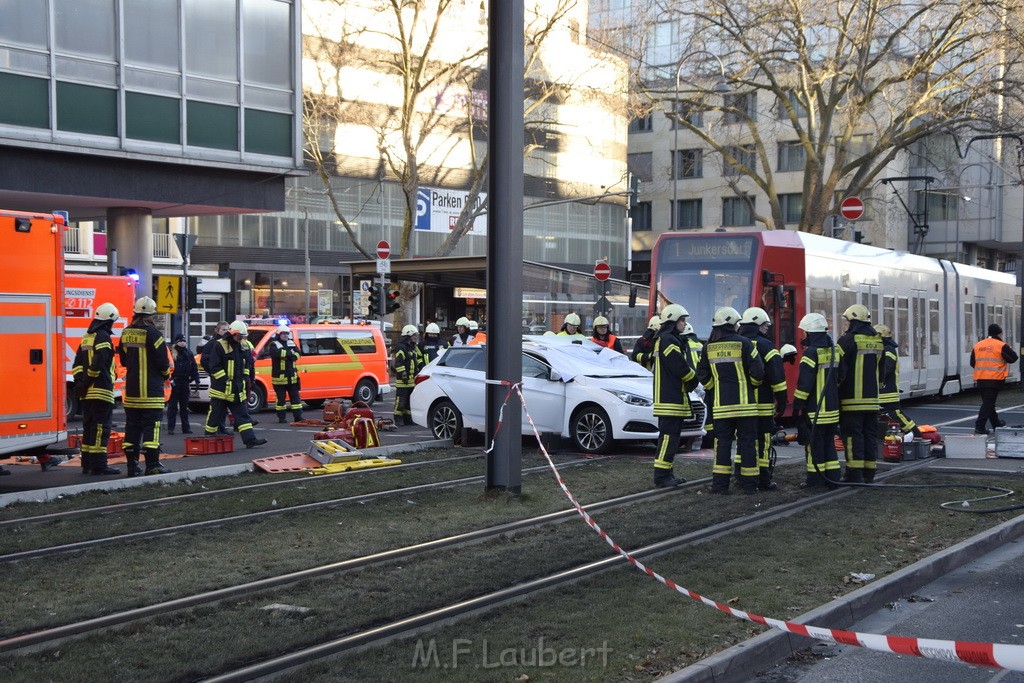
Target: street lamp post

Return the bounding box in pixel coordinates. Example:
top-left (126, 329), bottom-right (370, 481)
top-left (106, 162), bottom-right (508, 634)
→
top-left (671, 50), bottom-right (730, 230)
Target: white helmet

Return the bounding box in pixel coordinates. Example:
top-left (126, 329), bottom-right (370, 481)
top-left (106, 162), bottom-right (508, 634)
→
top-left (843, 303), bottom-right (870, 322)
top-left (468, 320), bottom-right (479, 331)
top-left (133, 296), bottom-right (157, 315)
top-left (780, 343), bottom-right (798, 358)
top-left (647, 315), bottom-right (661, 330)
top-left (229, 321), bottom-right (249, 336)
top-left (799, 313), bottom-right (828, 332)
top-left (95, 302), bottom-right (119, 321)
top-left (402, 324), bottom-right (418, 337)
top-left (874, 324), bottom-right (891, 337)
top-left (740, 307), bottom-right (771, 326)
top-left (425, 322), bottom-right (440, 334)
top-left (564, 313), bottom-right (581, 326)
top-left (661, 304), bottom-right (689, 323)
top-left (712, 306), bottom-right (741, 327)
top-left (275, 325), bottom-right (290, 336)
top-left (593, 316), bottom-right (609, 327)
top-left (456, 316), bottom-right (470, 328)
top-left (682, 322), bottom-right (695, 335)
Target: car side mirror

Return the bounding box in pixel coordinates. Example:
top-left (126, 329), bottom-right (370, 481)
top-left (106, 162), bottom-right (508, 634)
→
top-left (549, 369), bottom-right (562, 382)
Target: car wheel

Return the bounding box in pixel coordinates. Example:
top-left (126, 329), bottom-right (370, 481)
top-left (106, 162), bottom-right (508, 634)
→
top-left (428, 399), bottom-right (463, 440)
top-left (571, 405), bottom-right (612, 454)
top-left (353, 379), bottom-right (377, 406)
top-left (247, 384), bottom-right (267, 413)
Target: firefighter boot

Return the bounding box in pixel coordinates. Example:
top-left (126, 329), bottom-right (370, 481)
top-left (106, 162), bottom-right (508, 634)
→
top-left (144, 450), bottom-right (171, 476)
top-left (278, 413), bottom-right (288, 424)
top-left (758, 473), bottom-right (778, 492)
top-left (653, 469), bottom-right (686, 488)
top-left (89, 454), bottom-right (121, 476)
top-left (842, 468), bottom-right (864, 484)
top-left (862, 468), bottom-right (876, 484)
top-left (292, 410), bottom-right (303, 423)
top-left (710, 473), bottom-right (731, 494)
top-left (80, 452), bottom-right (94, 474)
top-left (124, 448), bottom-right (144, 477)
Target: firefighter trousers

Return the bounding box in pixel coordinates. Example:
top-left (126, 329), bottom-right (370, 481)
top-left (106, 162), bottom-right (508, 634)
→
top-left (712, 416), bottom-right (757, 492)
top-left (803, 420), bottom-right (840, 486)
top-left (394, 386), bottom-right (413, 425)
top-left (124, 407), bottom-right (163, 467)
top-left (840, 410), bottom-right (878, 482)
top-left (274, 382), bottom-right (302, 421)
top-left (205, 398), bottom-right (259, 445)
top-left (81, 399), bottom-right (114, 470)
top-left (654, 415), bottom-right (684, 471)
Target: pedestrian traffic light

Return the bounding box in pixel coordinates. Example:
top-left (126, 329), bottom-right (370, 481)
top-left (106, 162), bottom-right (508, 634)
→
top-left (386, 289), bottom-right (401, 313)
top-left (368, 286), bottom-right (382, 316)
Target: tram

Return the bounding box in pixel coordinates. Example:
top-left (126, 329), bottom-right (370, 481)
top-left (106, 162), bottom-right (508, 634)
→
top-left (649, 230), bottom-right (1020, 398)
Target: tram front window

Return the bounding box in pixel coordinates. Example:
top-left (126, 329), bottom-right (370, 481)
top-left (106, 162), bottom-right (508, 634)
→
top-left (654, 236), bottom-right (758, 339)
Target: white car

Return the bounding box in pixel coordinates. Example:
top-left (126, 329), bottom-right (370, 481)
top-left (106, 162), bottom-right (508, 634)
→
top-left (410, 338), bottom-right (705, 454)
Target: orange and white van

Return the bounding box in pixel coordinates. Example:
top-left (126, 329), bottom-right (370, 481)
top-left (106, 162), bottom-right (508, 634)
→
top-left (193, 322), bottom-right (391, 412)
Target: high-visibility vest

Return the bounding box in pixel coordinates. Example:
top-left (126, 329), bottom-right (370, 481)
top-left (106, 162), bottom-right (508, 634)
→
top-left (973, 337), bottom-right (1009, 381)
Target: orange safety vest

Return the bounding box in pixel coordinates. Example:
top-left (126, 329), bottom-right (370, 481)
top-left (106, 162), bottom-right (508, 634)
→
top-left (468, 332), bottom-right (487, 346)
top-left (591, 334), bottom-right (618, 349)
top-left (973, 337), bottom-right (1009, 381)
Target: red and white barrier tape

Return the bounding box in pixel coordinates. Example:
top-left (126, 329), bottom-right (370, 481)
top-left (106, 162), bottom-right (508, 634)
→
top-left (488, 384), bottom-right (1024, 672)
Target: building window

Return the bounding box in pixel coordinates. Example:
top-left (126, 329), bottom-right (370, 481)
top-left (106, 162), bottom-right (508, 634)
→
top-left (722, 197), bottom-right (754, 226)
top-left (187, 100), bottom-right (239, 150)
top-left (0, 72), bottom-right (49, 128)
top-left (723, 92), bottom-right (756, 123)
top-left (243, 0), bottom-right (292, 89)
top-left (627, 152), bottom-right (653, 183)
top-left (125, 0), bottom-right (180, 70)
top-left (674, 149), bottom-right (703, 179)
top-left (631, 201), bottom-right (652, 231)
top-left (915, 191), bottom-right (958, 221)
top-left (628, 114), bottom-right (653, 133)
top-left (776, 90), bottom-right (807, 119)
top-left (777, 141), bottom-right (806, 172)
top-left (126, 92), bottom-right (180, 143)
top-left (780, 193), bottom-right (803, 224)
top-left (675, 199), bottom-right (702, 229)
top-left (185, 0), bottom-right (239, 81)
top-left (57, 82), bottom-right (117, 136)
top-left (836, 133), bottom-right (872, 161)
top-left (671, 101), bottom-right (703, 128)
top-left (723, 145), bottom-right (756, 176)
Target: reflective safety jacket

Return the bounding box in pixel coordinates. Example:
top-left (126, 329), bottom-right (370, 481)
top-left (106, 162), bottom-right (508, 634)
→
top-left (837, 320), bottom-right (882, 411)
top-left (631, 329), bottom-right (657, 370)
top-left (971, 336), bottom-right (1017, 382)
top-left (878, 336), bottom-right (902, 405)
top-left (682, 333), bottom-right (703, 371)
top-left (652, 327), bottom-right (697, 418)
top-left (792, 333), bottom-right (844, 424)
top-left (207, 336), bottom-right (251, 403)
top-left (739, 324), bottom-right (788, 417)
top-left (72, 319), bottom-right (116, 404)
top-left (118, 320), bottom-right (171, 409)
top-left (417, 336), bottom-right (447, 366)
top-left (696, 331), bottom-right (764, 420)
top-left (451, 332), bottom-right (472, 347)
top-left (392, 338), bottom-right (417, 389)
top-left (267, 338), bottom-right (301, 385)
top-left (591, 333), bottom-right (624, 354)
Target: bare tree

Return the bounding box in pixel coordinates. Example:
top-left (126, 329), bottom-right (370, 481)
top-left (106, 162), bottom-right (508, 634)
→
top-left (638, 0), bottom-right (1023, 233)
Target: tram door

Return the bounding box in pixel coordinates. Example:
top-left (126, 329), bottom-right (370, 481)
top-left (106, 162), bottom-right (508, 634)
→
top-left (905, 291), bottom-right (929, 391)
top-left (762, 284), bottom-right (797, 347)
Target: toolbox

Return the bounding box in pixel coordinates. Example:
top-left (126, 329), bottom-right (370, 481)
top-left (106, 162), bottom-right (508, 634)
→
top-left (993, 427), bottom-right (1024, 458)
top-left (183, 435), bottom-right (234, 454)
top-left (901, 439), bottom-right (930, 461)
top-left (308, 439), bottom-right (362, 465)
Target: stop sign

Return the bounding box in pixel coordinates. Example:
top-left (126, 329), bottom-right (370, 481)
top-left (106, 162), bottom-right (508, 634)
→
top-left (840, 197), bottom-right (865, 221)
top-left (594, 261), bottom-right (611, 281)
top-left (376, 240), bottom-right (391, 260)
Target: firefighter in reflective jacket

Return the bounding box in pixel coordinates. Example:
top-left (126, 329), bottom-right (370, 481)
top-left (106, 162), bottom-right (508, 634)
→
top-left (204, 321), bottom-right (268, 448)
top-left (631, 315), bottom-right (661, 369)
top-left (651, 304), bottom-right (698, 487)
top-left (875, 324), bottom-right (921, 437)
top-left (591, 316), bottom-right (624, 353)
top-left (393, 325), bottom-right (419, 426)
top-left (971, 323), bottom-right (1019, 433)
top-left (837, 304), bottom-right (883, 483)
top-left (451, 317), bottom-right (473, 347)
top-left (71, 302), bottom-right (121, 475)
top-left (792, 313), bottom-right (845, 488)
top-left (738, 307), bottom-right (787, 491)
top-left (118, 297), bottom-right (172, 476)
top-left (267, 325), bottom-right (302, 423)
top-left (418, 322), bottom-right (447, 366)
top-left (697, 307), bottom-right (764, 494)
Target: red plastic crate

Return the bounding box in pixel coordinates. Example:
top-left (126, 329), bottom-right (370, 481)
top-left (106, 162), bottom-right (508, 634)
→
top-left (68, 434), bottom-right (83, 448)
top-left (183, 435), bottom-right (235, 454)
top-left (107, 432), bottom-right (125, 457)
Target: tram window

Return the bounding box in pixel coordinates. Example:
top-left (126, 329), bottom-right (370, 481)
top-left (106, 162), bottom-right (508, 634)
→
top-left (964, 303), bottom-right (973, 348)
top-left (837, 291), bottom-right (857, 331)
top-left (809, 288), bottom-right (831, 331)
top-left (897, 297), bottom-right (909, 356)
top-left (882, 295), bottom-right (895, 338)
top-left (913, 296), bottom-right (927, 369)
top-left (975, 302), bottom-right (985, 340)
top-left (929, 299), bottom-right (939, 355)
top-left (866, 292), bottom-right (879, 322)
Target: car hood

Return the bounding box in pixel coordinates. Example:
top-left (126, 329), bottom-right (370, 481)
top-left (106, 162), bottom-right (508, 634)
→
top-left (572, 373), bottom-right (653, 397)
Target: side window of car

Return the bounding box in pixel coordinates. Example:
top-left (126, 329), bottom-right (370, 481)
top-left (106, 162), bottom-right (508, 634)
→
top-left (315, 331), bottom-right (342, 355)
top-left (337, 331), bottom-right (377, 355)
top-left (298, 332), bottom-right (317, 356)
top-left (522, 354), bottom-right (551, 379)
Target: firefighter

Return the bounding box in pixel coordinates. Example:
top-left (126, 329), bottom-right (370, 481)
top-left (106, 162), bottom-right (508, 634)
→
top-left (204, 321), bottom-right (268, 448)
top-left (680, 322), bottom-right (703, 369)
top-left (651, 304), bottom-right (698, 487)
top-left (630, 315), bottom-right (661, 369)
top-left (875, 324), bottom-right (921, 437)
top-left (837, 304), bottom-right (883, 483)
top-left (71, 302), bottom-right (121, 475)
top-left (267, 325), bottom-right (302, 423)
top-left (451, 317), bottom-right (473, 346)
top-left (418, 322), bottom-right (447, 364)
top-left (971, 323), bottom-right (1019, 434)
top-left (393, 324), bottom-right (419, 426)
top-left (738, 307), bottom-right (788, 491)
top-left (467, 320), bottom-right (487, 345)
top-left (591, 316), bottom-right (624, 353)
top-left (792, 313), bottom-right (844, 488)
top-left (557, 313), bottom-right (586, 339)
top-left (697, 306), bottom-right (764, 494)
top-left (118, 296), bottom-right (172, 476)
top-left (167, 334), bottom-right (200, 434)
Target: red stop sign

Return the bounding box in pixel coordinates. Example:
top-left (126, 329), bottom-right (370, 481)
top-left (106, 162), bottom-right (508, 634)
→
top-left (376, 240), bottom-right (391, 260)
top-left (594, 262), bottom-right (611, 281)
top-left (840, 197), bottom-right (865, 221)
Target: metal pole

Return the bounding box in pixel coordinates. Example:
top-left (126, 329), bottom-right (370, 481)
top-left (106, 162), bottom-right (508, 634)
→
top-left (672, 69), bottom-right (679, 231)
top-left (303, 210), bottom-right (310, 322)
top-left (486, 0), bottom-right (524, 493)
top-left (379, 179), bottom-right (385, 334)
top-left (182, 248), bottom-right (189, 343)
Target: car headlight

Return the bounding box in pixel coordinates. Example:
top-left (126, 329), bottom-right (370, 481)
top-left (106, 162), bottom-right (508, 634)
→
top-left (603, 388), bottom-right (653, 407)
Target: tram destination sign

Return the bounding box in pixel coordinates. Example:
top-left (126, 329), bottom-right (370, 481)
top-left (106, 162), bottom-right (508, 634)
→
top-left (661, 236), bottom-right (756, 263)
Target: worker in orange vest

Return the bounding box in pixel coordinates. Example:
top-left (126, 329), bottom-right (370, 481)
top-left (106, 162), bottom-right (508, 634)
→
top-left (971, 323), bottom-right (1019, 434)
top-left (590, 316), bottom-right (624, 353)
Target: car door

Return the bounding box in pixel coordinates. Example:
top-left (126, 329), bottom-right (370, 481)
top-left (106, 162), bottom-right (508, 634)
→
top-left (428, 347), bottom-right (487, 429)
top-left (520, 352), bottom-right (565, 434)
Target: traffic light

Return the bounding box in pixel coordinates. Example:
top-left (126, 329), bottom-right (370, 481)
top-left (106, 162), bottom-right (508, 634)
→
top-left (629, 175), bottom-right (640, 206)
top-left (386, 288), bottom-right (401, 313)
top-left (186, 276), bottom-right (200, 309)
top-left (368, 286), bottom-right (382, 316)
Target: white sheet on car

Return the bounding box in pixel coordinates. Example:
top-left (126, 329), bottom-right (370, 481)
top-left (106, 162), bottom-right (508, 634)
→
top-left (529, 341), bottom-right (651, 383)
